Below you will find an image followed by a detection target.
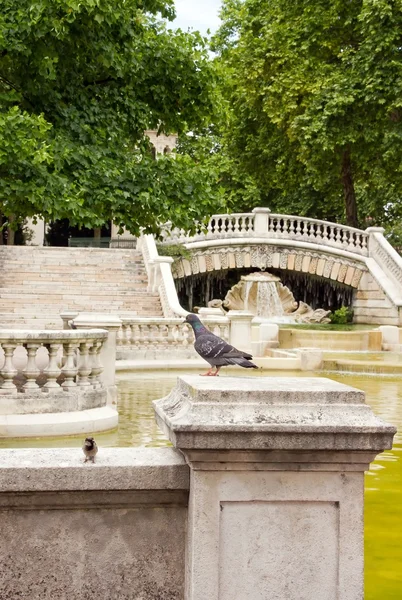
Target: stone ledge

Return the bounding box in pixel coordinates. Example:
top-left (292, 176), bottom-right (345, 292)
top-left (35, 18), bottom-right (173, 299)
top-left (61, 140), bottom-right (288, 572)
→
top-left (0, 447), bottom-right (189, 492)
top-left (0, 406), bottom-right (118, 437)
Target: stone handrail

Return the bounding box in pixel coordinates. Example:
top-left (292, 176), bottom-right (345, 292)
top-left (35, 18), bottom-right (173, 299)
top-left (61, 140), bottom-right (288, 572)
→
top-left (164, 207), bottom-right (369, 256)
top-left (138, 234), bottom-right (188, 317)
top-left (0, 329), bottom-right (107, 394)
top-left (118, 316), bottom-right (230, 352)
top-left (368, 228), bottom-right (402, 291)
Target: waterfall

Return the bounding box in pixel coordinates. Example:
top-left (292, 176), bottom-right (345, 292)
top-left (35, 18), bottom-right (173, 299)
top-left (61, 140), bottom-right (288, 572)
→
top-left (256, 281), bottom-right (284, 318)
top-left (244, 281), bottom-right (253, 311)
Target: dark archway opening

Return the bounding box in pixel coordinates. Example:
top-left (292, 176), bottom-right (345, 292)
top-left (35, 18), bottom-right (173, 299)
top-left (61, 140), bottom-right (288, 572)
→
top-left (176, 268), bottom-right (355, 313)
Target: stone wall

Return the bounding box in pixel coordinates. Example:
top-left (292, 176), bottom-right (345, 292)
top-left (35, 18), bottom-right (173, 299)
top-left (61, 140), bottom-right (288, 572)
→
top-left (0, 448), bottom-right (188, 600)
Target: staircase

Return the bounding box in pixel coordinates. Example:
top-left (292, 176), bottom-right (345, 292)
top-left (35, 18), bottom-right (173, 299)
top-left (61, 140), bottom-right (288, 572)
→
top-left (0, 246), bottom-right (162, 329)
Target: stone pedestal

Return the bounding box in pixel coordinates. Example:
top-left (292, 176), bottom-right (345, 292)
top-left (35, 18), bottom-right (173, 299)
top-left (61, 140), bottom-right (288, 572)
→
top-left (72, 313), bottom-right (122, 404)
top-left (154, 376), bottom-right (396, 600)
top-left (227, 310), bottom-right (254, 354)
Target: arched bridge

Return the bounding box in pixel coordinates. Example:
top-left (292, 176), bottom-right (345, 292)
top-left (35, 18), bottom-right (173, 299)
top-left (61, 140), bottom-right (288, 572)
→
top-left (166, 208), bottom-right (402, 325)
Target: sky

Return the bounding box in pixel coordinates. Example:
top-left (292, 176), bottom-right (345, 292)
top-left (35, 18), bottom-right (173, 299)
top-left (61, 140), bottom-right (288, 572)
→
top-left (173, 0), bottom-right (222, 36)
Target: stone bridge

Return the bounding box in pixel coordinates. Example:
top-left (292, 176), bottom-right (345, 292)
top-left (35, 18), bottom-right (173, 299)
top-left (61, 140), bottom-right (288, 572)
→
top-left (166, 208), bottom-right (402, 325)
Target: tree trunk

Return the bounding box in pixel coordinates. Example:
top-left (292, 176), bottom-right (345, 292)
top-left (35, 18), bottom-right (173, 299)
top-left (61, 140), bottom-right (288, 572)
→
top-left (7, 214), bottom-right (16, 245)
top-left (341, 149), bottom-right (359, 228)
top-left (0, 212), bottom-right (3, 245)
top-left (94, 227), bottom-right (101, 239)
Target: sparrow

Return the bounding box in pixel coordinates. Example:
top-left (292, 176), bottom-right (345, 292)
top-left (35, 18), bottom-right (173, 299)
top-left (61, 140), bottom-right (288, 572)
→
top-left (82, 437), bottom-right (98, 463)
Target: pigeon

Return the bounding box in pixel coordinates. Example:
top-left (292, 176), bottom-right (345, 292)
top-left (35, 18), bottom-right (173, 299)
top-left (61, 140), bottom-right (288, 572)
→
top-left (185, 313), bottom-right (258, 376)
top-left (82, 437), bottom-right (98, 463)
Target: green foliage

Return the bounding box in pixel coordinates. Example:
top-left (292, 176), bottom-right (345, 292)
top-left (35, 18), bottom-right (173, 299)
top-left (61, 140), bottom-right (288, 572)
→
top-left (212, 0), bottom-right (402, 227)
top-left (156, 242), bottom-right (192, 260)
top-left (0, 0), bottom-right (221, 235)
top-left (330, 306), bottom-right (354, 325)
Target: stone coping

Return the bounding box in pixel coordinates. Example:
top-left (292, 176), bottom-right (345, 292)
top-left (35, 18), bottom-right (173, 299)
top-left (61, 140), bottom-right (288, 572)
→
top-left (0, 447), bottom-right (189, 492)
top-left (154, 376), bottom-right (397, 452)
top-left (0, 329), bottom-right (108, 341)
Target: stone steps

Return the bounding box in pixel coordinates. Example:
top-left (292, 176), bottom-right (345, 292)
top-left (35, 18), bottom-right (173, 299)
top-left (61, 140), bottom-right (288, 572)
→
top-left (0, 246), bottom-right (163, 328)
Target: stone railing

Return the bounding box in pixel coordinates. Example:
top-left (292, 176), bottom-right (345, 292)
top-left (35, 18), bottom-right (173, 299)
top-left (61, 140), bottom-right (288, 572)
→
top-left (137, 234), bottom-right (187, 317)
top-left (165, 207), bottom-right (370, 257)
top-left (368, 227), bottom-right (402, 291)
top-left (0, 327), bottom-right (118, 436)
top-left (0, 329), bottom-right (108, 395)
top-left (117, 316), bottom-right (230, 358)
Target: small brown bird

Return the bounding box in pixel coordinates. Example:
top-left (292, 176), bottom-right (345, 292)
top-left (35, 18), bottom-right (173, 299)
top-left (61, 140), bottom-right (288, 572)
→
top-left (82, 437), bottom-right (98, 463)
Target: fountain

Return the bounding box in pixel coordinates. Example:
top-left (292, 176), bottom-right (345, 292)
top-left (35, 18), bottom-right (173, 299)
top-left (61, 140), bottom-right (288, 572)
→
top-left (210, 272), bottom-right (331, 324)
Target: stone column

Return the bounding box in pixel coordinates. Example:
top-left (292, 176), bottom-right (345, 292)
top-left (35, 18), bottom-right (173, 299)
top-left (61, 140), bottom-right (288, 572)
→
top-left (154, 375), bottom-right (396, 600)
top-left (365, 226), bottom-right (385, 256)
top-left (72, 313), bottom-right (122, 404)
top-left (252, 206), bottom-right (271, 234)
top-left (227, 310), bottom-right (254, 354)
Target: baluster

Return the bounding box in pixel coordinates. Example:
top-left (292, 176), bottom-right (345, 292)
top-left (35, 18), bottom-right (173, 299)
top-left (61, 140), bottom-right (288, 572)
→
top-left (234, 216), bottom-right (240, 233)
top-left (61, 341), bottom-right (79, 389)
top-left (167, 323), bottom-right (177, 348)
top-left (44, 343), bottom-right (61, 390)
top-left (182, 324), bottom-right (191, 347)
top-left (158, 323), bottom-right (167, 347)
top-left (342, 230), bottom-right (349, 247)
top-left (140, 324), bottom-right (150, 348)
top-left (131, 323), bottom-right (140, 349)
top-left (0, 343), bottom-right (18, 393)
top-left (334, 227), bottom-right (341, 243)
top-left (329, 226), bottom-right (335, 241)
top-left (150, 324), bottom-right (159, 349)
top-left (77, 341), bottom-right (92, 387)
top-left (89, 341), bottom-right (103, 388)
top-left (207, 219), bottom-right (214, 235)
top-left (295, 220), bottom-right (302, 236)
top-left (361, 235), bottom-right (368, 251)
top-left (23, 343), bottom-right (41, 390)
top-left (316, 224), bottom-right (324, 241)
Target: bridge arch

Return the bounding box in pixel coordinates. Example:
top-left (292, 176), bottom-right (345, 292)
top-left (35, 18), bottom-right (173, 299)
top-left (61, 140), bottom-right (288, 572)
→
top-left (163, 208), bottom-right (402, 325)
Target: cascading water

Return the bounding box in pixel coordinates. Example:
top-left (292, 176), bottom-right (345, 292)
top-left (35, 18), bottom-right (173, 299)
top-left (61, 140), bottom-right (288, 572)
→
top-left (244, 281), bottom-right (253, 312)
top-left (256, 280), bottom-right (284, 318)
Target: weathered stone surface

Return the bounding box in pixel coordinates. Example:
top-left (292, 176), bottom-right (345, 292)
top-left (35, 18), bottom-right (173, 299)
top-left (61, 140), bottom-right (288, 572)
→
top-left (154, 376), bottom-right (395, 453)
top-left (0, 447), bottom-right (188, 600)
top-left (154, 376), bottom-right (396, 600)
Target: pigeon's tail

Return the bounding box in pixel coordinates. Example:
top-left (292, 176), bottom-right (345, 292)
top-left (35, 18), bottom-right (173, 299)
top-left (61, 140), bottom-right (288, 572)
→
top-left (225, 357), bottom-right (258, 369)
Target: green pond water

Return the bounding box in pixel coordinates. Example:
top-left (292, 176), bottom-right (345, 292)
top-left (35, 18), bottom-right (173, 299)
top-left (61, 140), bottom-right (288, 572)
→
top-left (0, 369), bottom-right (401, 598)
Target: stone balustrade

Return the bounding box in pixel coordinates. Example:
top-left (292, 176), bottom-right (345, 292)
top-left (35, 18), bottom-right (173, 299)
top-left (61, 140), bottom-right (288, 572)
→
top-left (165, 207), bottom-right (369, 256)
top-left (0, 329), bottom-right (107, 395)
top-left (0, 329), bottom-right (118, 437)
top-left (117, 316), bottom-right (230, 359)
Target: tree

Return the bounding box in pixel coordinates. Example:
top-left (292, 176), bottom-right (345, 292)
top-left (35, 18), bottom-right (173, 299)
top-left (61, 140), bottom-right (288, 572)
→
top-left (213, 0), bottom-right (402, 228)
top-left (0, 0), bottom-right (222, 238)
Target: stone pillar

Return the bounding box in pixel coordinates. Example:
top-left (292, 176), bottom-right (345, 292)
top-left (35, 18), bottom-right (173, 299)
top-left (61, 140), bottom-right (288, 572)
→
top-left (365, 226), bottom-right (385, 256)
top-left (72, 313), bottom-right (122, 404)
top-left (154, 376), bottom-right (396, 600)
top-left (60, 310), bottom-right (79, 330)
top-left (227, 310), bottom-right (254, 354)
top-left (252, 206), bottom-right (271, 234)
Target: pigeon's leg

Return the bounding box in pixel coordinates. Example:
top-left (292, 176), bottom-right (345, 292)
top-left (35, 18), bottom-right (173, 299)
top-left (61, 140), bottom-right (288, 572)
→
top-left (212, 366), bottom-right (222, 376)
top-left (200, 366), bottom-right (215, 376)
